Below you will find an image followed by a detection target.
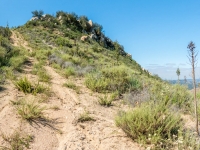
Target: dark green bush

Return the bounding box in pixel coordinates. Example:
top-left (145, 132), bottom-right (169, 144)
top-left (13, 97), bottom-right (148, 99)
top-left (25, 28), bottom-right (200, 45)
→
top-left (55, 37), bottom-right (72, 48)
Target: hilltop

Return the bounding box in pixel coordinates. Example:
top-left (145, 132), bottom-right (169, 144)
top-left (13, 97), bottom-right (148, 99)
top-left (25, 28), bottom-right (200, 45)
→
top-left (0, 11), bottom-right (199, 150)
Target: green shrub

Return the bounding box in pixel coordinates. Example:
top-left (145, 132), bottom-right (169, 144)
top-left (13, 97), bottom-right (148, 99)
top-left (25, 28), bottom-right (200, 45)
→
top-left (37, 70), bottom-right (51, 83)
top-left (14, 77), bottom-right (47, 94)
top-left (35, 49), bottom-right (50, 61)
top-left (55, 37), bottom-right (72, 48)
top-left (33, 83), bottom-right (47, 94)
top-left (176, 130), bottom-right (200, 150)
top-left (64, 67), bottom-right (76, 78)
top-left (115, 101), bottom-right (182, 149)
top-left (92, 44), bottom-right (100, 52)
top-left (85, 66), bottom-right (141, 93)
top-left (149, 83), bottom-right (191, 111)
top-left (32, 63), bottom-right (51, 83)
top-left (15, 77), bottom-right (33, 93)
top-left (1, 67), bottom-right (17, 80)
top-left (9, 55), bottom-right (27, 71)
top-left (51, 63), bottom-right (61, 69)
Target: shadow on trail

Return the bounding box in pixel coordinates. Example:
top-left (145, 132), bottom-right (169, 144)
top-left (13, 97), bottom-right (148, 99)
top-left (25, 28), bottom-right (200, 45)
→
top-left (28, 117), bottom-right (64, 133)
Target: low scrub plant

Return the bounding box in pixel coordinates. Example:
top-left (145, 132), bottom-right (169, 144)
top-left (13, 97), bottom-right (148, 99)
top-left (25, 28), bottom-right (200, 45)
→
top-left (14, 77), bottom-right (47, 94)
top-left (1, 67), bottom-right (17, 80)
top-left (35, 49), bottom-right (51, 62)
top-left (85, 65), bottom-right (141, 94)
top-left (37, 70), bottom-right (51, 83)
top-left (149, 82), bottom-right (191, 111)
top-left (15, 77), bottom-right (33, 93)
top-left (32, 63), bottom-right (51, 83)
top-left (175, 130), bottom-right (200, 150)
top-left (77, 111), bottom-right (95, 123)
top-left (63, 82), bottom-right (80, 93)
top-left (0, 72), bottom-right (5, 85)
top-left (9, 55), bottom-right (27, 72)
top-left (64, 67), bottom-right (76, 78)
top-left (15, 99), bottom-right (46, 121)
top-left (0, 130), bottom-right (33, 150)
top-left (98, 95), bottom-right (112, 107)
top-left (115, 100), bottom-right (182, 149)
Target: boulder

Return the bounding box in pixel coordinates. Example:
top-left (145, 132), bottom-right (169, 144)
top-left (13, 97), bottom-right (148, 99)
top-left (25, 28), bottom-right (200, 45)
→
top-left (81, 36), bottom-right (88, 42)
top-left (58, 16), bottom-right (62, 20)
top-left (88, 20), bottom-right (93, 27)
top-left (127, 53), bottom-right (132, 58)
top-left (30, 17), bottom-right (38, 21)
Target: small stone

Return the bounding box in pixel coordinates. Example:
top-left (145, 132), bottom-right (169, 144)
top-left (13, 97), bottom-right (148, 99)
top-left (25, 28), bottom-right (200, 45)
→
top-left (80, 135), bottom-right (86, 140)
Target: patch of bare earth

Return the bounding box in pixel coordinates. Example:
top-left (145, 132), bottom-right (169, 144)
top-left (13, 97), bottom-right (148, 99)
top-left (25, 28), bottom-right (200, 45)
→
top-left (10, 31), bottom-right (32, 52)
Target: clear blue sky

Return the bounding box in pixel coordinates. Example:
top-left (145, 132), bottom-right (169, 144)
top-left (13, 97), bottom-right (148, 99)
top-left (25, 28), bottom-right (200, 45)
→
top-left (1, 0), bottom-right (200, 80)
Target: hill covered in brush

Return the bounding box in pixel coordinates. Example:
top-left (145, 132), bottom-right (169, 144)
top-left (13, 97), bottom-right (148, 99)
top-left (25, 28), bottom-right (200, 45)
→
top-left (0, 10), bottom-right (199, 150)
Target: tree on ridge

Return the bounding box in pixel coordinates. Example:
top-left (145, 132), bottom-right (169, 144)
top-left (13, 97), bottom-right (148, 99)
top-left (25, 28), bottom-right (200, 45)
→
top-left (32, 10), bottom-right (44, 19)
top-left (176, 68), bottom-right (180, 83)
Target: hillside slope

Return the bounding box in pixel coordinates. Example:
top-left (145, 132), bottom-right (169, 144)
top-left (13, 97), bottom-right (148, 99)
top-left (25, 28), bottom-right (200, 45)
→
top-left (0, 11), bottom-right (199, 150)
top-left (0, 27), bottom-right (143, 150)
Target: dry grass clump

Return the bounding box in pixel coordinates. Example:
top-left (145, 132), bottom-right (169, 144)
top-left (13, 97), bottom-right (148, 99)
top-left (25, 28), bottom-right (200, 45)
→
top-left (98, 95), bottom-right (113, 107)
top-left (12, 99), bottom-right (46, 122)
top-left (0, 130), bottom-right (33, 150)
top-left (77, 111), bottom-right (95, 123)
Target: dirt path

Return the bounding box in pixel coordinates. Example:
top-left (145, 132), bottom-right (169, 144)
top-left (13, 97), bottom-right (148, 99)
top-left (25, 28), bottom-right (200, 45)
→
top-left (0, 81), bottom-right (20, 136)
top-left (44, 66), bottom-right (143, 150)
top-left (11, 30), bottom-right (32, 52)
top-left (0, 31), bottom-right (32, 146)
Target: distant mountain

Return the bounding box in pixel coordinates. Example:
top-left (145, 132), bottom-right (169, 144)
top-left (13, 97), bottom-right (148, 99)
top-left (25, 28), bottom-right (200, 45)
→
top-left (167, 79), bottom-right (200, 90)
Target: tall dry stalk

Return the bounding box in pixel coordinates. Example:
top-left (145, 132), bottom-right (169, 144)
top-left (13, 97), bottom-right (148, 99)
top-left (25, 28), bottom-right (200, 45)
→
top-left (187, 41), bottom-right (199, 135)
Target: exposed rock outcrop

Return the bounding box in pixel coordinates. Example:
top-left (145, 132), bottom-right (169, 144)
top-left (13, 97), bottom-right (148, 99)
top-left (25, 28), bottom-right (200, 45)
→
top-left (88, 20), bottom-right (93, 27)
top-left (81, 36), bottom-right (89, 42)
